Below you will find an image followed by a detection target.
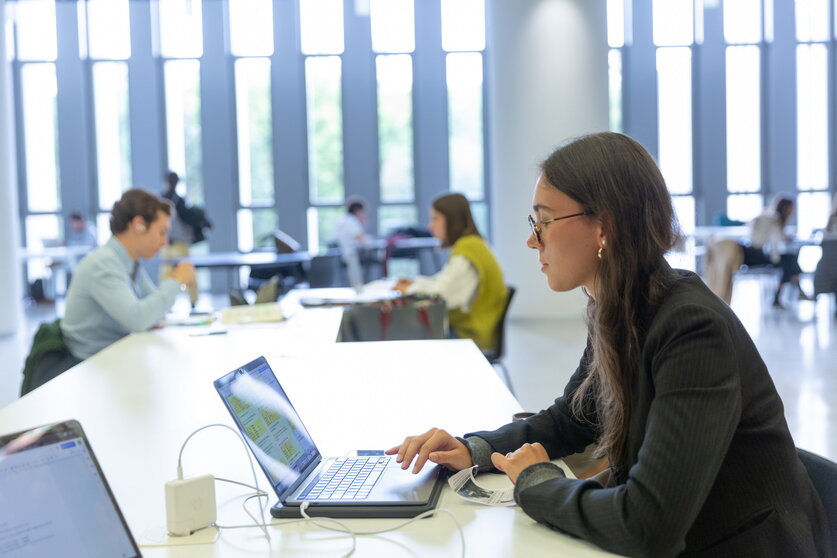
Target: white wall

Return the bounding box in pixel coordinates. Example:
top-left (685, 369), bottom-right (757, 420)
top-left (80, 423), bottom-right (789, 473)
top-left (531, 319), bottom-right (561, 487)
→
top-left (486, 0), bottom-right (608, 319)
top-left (0, 0), bottom-right (23, 335)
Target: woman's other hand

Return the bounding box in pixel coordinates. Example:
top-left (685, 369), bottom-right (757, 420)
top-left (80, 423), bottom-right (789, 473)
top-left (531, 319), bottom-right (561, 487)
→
top-left (393, 277), bottom-right (413, 294)
top-left (386, 427), bottom-right (474, 474)
top-left (490, 442), bottom-right (550, 483)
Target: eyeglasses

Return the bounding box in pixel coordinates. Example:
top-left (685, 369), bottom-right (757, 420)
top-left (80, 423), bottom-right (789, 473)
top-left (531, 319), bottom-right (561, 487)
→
top-left (527, 211), bottom-right (593, 244)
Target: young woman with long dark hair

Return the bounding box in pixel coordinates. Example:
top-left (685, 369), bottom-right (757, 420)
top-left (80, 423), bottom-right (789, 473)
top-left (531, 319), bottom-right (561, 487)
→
top-left (387, 133), bottom-right (831, 558)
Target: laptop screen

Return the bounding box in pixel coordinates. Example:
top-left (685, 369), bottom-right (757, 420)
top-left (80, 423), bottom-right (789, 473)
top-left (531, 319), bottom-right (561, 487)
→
top-left (214, 356), bottom-right (320, 496)
top-left (0, 420), bottom-right (141, 558)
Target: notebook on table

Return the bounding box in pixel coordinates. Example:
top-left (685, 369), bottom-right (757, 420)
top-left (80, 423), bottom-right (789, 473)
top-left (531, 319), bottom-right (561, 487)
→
top-left (214, 356), bottom-right (444, 518)
top-left (0, 419), bottom-right (142, 558)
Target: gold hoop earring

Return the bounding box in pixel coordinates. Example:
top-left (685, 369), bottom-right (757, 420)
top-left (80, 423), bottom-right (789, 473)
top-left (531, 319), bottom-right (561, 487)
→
top-left (598, 245), bottom-right (603, 260)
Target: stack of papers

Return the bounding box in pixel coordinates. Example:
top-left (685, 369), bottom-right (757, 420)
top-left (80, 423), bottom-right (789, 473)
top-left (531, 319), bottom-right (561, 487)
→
top-left (220, 302), bottom-right (284, 324)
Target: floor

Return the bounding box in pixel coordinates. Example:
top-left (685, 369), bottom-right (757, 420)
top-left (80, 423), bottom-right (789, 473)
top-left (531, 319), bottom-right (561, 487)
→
top-left (2, 276), bottom-right (835, 461)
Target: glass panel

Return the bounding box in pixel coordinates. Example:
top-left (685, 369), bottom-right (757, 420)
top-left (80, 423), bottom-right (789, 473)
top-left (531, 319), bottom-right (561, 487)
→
top-left (93, 62), bottom-right (132, 211)
top-left (723, 0), bottom-right (762, 43)
top-left (608, 0), bottom-right (625, 48)
top-left (237, 208), bottom-right (278, 252)
top-left (96, 212), bottom-right (111, 245)
top-left (797, 191), bottom-right (831, 239)
top-left (307, 206), bottom-right (344, 252)
top-left (5, 6), bottom-right (14, 60)
top-left (235, 58), bottom-right (274, 207)
top-left (727, 193), bottom-right (763, 222)
top-left (164, 60), bottom-right (204, 204)
top-left (86, 0), bottom-right (131, 60)
top-left (371, 0), bottom-right (414, 53)
top-left (672, 195), bottom-right (695, 236)
top-left (25, 214), bottom-right (61, 280)
top-left (608, 49), bottom-right (623, 132)
top-left (378, 204), bottom-right (418, 236)
top-left (14, 0), bottom-right (57, 61)
top-left (656, 47), bottom-right (692, 195)
top-left (796, 0), bottom-right (829, 42)
top-left (725, 46), bottom-right (761, 193)
top-left (667, 196), bottom-right (695, 270)
top-left (159, 0), bottom-right (203, 58)
top-left (447, 52), bottom-right (484, 200)
top-left (300, 0), bottom-right (344, 55)
top-left (21, 64), bottom-right (60, 212)
top-left (653, 0), bottom-right (694, 46)
top-left (306, 56), bottom-right (344, 204)
top-left (441, 0), bottom-right (485, 52)
top-left (797, 44), bottom-right (828, 190)
top-left (229, 0), bottom-right (273, 56)
top-left (377, 55), bottom-right (414, 203)
top-left (471, 201), bottom-right (488, 239)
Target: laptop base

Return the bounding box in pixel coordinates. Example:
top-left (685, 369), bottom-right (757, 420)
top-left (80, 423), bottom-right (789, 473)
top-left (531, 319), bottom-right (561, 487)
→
top-left (270, 471), bottom-right (446, 519)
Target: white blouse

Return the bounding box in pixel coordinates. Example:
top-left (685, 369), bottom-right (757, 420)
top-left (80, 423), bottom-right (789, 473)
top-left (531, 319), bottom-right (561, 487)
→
top-left (405, 254), bottom-right (480, 311)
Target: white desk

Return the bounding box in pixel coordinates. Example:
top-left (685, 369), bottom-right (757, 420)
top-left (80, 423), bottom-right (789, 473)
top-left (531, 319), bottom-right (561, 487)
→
top-left (0, 316), bottom-right (618, 556)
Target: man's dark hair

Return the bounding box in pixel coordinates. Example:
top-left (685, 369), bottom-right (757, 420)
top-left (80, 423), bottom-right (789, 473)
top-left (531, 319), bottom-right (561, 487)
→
top-left (165, 171), bottom-right (180, 192)
top-left (69, 212), bottom-right (84, 222)
top-left (110, 189), bottom-right (172, 234)
top-left (346, 197), bottom-right (365, 215)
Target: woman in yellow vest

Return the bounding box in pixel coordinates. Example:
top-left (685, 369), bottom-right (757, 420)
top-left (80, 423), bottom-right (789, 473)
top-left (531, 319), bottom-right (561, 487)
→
top-left (394, 193), bottom-right (508, 352)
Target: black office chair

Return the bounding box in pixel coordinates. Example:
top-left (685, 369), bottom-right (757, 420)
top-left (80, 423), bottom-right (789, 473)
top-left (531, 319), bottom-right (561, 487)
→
top-left (21, 319), bottom-right (81, 396)
top-left (307, 254), bottom-right (342, 288)
top-left (798, 448), bottom-right (837, 551)
top-left (483, 285), bottom-right (516, 396)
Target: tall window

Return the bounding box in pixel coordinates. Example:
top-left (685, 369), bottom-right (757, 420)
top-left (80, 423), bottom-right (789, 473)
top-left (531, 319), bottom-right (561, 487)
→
top-left (87, 0), bottom-right (132, 212)
top-left (14, 0), bottom-right (61, 283)
top-left (161, 0), bottom-right (204, 207)
top-left (302, 0), bottom-right (345, 250)
top-left (442, 0), bottom-right (488, 234)
top-left (653, 0), bottom-right (695, 235)
top-left (231, 0), bottom-right (275, 252)
top-left (607, 0), bottom-right (626, 133)
top-left (795, 0), bottom-right (830, 238)
top-left (372, 0), bottom-right (417, 235)
top-left (724, 0), bottom-right (763, 222)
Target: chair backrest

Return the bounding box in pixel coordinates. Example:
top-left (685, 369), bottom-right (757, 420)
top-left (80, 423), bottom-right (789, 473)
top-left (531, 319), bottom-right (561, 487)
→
top-left (814, 238), bottom-right (837, 295)
top-left (307, 254), bottom-right (341, 288)
top-left (341, 298), bottom-right (447, 342)
top-left (798, 447), bottom-right (837, 551)
top-left (488, 285), bottom-right (516, 363)
top-left (21, 319), bottom-right (80, 396)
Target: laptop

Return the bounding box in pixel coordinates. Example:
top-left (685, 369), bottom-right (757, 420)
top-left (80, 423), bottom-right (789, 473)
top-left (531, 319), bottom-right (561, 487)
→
top-left (214, 356), bottom-right (444, 519)
top-left (0, 420), bottom-right (142, 558)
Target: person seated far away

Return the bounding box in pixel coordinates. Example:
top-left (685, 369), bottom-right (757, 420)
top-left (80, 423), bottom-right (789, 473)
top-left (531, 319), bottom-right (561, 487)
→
top-left (332, 197), bottom-right (372, 288)
top-left (61, 189), bottom-right (196, 360)
top-left (387, 132), bottom-right (832, 558)
top-left (394, 193), bottom-right (507, 352)
top-left (739, 194), bottom-right (813, 308)
top-left (65, 212), bottom-right (98, 248)
top-left (827, 191), bottom-right (837, 234)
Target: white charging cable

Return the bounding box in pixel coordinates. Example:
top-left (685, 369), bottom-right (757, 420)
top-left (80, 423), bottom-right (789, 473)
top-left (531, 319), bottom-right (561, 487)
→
top-left (176, 423), bottom-right (270, 540)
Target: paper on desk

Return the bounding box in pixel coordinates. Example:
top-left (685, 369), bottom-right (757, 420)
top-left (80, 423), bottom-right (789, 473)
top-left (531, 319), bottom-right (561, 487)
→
top-left (220, 302), bottom-right (284, 324)
top-left (448, 465), bottom-right (515, 506)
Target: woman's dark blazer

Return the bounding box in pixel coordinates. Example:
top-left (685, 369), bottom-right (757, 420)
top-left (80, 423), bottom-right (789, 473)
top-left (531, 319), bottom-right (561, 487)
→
top-left (470, 271), bottom-right (831, 558)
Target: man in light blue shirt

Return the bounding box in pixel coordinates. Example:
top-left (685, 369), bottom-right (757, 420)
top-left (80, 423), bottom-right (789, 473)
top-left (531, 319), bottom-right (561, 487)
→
top-left (62, 189), bottom-right (196, 360)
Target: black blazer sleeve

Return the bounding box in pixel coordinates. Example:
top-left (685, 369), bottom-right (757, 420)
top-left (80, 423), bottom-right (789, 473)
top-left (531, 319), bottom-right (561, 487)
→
top-left (467, 339), bottom-right (600, 460)
top-left (497, 304), bottom-right (742, 558)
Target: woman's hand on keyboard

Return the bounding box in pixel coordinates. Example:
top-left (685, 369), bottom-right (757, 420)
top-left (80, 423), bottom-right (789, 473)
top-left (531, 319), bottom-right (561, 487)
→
top-left (386, 427), bottom-right (473, 474)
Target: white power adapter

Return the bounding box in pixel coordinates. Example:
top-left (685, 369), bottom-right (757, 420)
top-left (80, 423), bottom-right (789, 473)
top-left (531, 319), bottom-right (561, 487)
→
top-left (165, 474), bottom-right (217, 536)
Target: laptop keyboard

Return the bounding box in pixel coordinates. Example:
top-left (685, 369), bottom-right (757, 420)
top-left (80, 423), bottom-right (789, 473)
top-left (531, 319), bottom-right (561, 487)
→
top-left (301, 456), bottom-right (389, 500)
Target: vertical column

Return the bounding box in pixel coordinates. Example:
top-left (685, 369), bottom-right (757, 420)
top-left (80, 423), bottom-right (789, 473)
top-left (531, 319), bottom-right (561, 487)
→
top-left (623, 0), bottom-right (658, 158)
top-left (342, 1), bottom-right (380, 233)
top-left (486, 0), bottom-right (608, 319)
top-left (694, 2), bottom-right (727, 225)
top-left (272, 0), bottom-right (310, 248)
top-left (54, 1), bottom-right (94, 216)
top-left (0, 0), bottom-right (23, 335)
top-left (413, 0), bottom-right (449, 227)
top-left (200, 0), bottom-right (238, 290)
top-left (128, 1), bottom-right (165, 193)
top-left (765, 0), bottom-right (796, 198)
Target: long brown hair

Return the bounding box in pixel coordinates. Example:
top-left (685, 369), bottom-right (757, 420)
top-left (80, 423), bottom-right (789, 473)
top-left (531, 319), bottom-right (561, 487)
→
top-left (540, 133), bottom-right (681, 468)
top-left (432, 193), bottom-right (481, 248)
